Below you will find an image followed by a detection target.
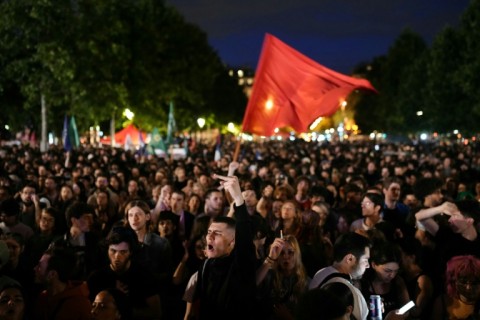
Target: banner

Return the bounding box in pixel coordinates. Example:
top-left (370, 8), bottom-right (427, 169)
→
top-left (62, 115), bottom-right (72, 151)
top-left (69, 116), bottom-right (80, 148)
top-left (150, 127), bottom-right (167, 153)
top-left (241, 34), bottom-right (377, 136)
top-left (167, 101), bottom-right (177, 145)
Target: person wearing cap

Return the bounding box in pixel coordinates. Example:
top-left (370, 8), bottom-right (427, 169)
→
top-left (0, 198), bottom-right (33, 242)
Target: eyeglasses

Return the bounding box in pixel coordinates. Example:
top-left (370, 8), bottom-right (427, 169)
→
top-left (456, 280), bottom-right (480, 288)
top-left (40, 217), bottom-right (54, 223)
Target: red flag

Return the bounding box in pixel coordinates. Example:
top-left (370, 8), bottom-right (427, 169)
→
top-left (242, 34), bottom-right (377, 136)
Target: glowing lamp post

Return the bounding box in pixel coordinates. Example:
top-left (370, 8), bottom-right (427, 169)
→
top-left (197, 117), bottom-right (206, 129)
top-left (197, 117), bottom-right (206, 141)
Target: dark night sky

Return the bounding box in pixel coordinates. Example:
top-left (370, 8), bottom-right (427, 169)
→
top-left (167, 0), bottom-right (470, 73)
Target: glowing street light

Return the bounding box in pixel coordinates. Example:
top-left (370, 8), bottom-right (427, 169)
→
top-left (123, 108), bottom-right (134, 120)
top-left (197, 117), bottom-right (206, 129)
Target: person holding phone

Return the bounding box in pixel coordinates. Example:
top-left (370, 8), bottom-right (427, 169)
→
top-left (360, 241), bottom-right (410, 318)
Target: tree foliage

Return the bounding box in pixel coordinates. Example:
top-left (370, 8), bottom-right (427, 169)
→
top-left (0, 0), bottom-right (246, 136)
top-left (354, 0), bottom-right (480, 135)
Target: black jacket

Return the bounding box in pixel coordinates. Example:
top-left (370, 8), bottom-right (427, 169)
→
top-left (195, 204), bottom-right (256, 320)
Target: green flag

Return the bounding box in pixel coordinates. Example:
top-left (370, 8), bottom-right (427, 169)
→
top-left (150, 127), bottom-right (166, 154)
top-left (166, 101), bottom-right (176, 145)
top-left (69, 116), bottom-right (80, 148)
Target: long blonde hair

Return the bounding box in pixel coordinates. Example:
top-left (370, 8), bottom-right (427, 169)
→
top-left (272, 235), bottom-right (309, 304)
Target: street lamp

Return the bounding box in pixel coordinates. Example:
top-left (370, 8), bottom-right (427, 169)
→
top-left (197, 117), bottom-right (205, 129)
top-left (197, 117), bottom-right (206, 141)
top-left (123, 108), bottom-right (135, 121)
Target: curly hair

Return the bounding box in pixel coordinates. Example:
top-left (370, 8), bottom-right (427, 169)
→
top-left (445, 255), bottom-right (480, 297)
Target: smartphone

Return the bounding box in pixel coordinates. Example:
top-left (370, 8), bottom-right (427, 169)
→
top-left (396, 301), bottom-right (415, 315)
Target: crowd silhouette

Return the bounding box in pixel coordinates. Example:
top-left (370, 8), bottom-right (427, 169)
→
top-left (0, 137), bottom-right (480, 319)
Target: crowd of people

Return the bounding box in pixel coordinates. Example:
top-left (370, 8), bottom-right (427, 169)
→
top-left (0, 137), bottom-right (479, 320)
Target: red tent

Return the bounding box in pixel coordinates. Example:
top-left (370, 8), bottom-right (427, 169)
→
top-left (100, 124), bottom-right (147, 146)
top-left (242, 34), bottom-right (377, 136)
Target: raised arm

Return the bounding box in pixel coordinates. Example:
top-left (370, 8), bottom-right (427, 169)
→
top-left (220, 161), bottom-right (239, 204)
top-left (256, 237), bottom-right (284, 286)
top-left (214, 174), bottom-right (244, 207)
top-left (256, 184), bottom-right (273, 219)
top-left (415, 202), bottom-right (457, 236)
top-left (214, 174), bottom-right (255, 264)
top-left (410, 274), bottom-right (433, 318)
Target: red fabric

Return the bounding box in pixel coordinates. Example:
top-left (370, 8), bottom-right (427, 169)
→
top-left (100, 124), bottom-right (147, 145)
top-left (241, 34), bottom-right (377, 136)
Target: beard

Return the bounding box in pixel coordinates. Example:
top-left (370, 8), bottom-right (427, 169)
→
top-left (350, 262), bottom-right (364, 280)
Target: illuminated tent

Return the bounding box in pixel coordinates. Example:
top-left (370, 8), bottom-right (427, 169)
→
top-left (241, 34), bottom-right (377, 136)
top-left (100, 124), bottom-right (147, 146)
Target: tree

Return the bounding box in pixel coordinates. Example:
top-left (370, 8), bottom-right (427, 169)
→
top-left (354, 29), bottom-right (428, 134)
top-left (0, 0), bottom-right (78, 139)
top-left (0, 0), bottom-right (247, 139)
top-left (456, 0), bottom-right (480, 133)
top-left (425, 26), bottom-right (465, 133)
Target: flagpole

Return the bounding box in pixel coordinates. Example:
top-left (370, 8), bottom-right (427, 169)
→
top-left (232, 134), bottom-right (242, 162)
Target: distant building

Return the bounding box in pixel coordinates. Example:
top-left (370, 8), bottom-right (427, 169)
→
top-left (228, 67), bottom-right (255, 98)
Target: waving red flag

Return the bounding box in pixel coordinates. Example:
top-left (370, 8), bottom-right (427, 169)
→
top-left (241, 34), bottom-right (377, 136)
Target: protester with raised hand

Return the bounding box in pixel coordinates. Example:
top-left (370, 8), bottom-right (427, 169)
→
top-left (193, 173), bottom-right (257, 320)
top-left (256, 235), bottom-right (310, 319)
